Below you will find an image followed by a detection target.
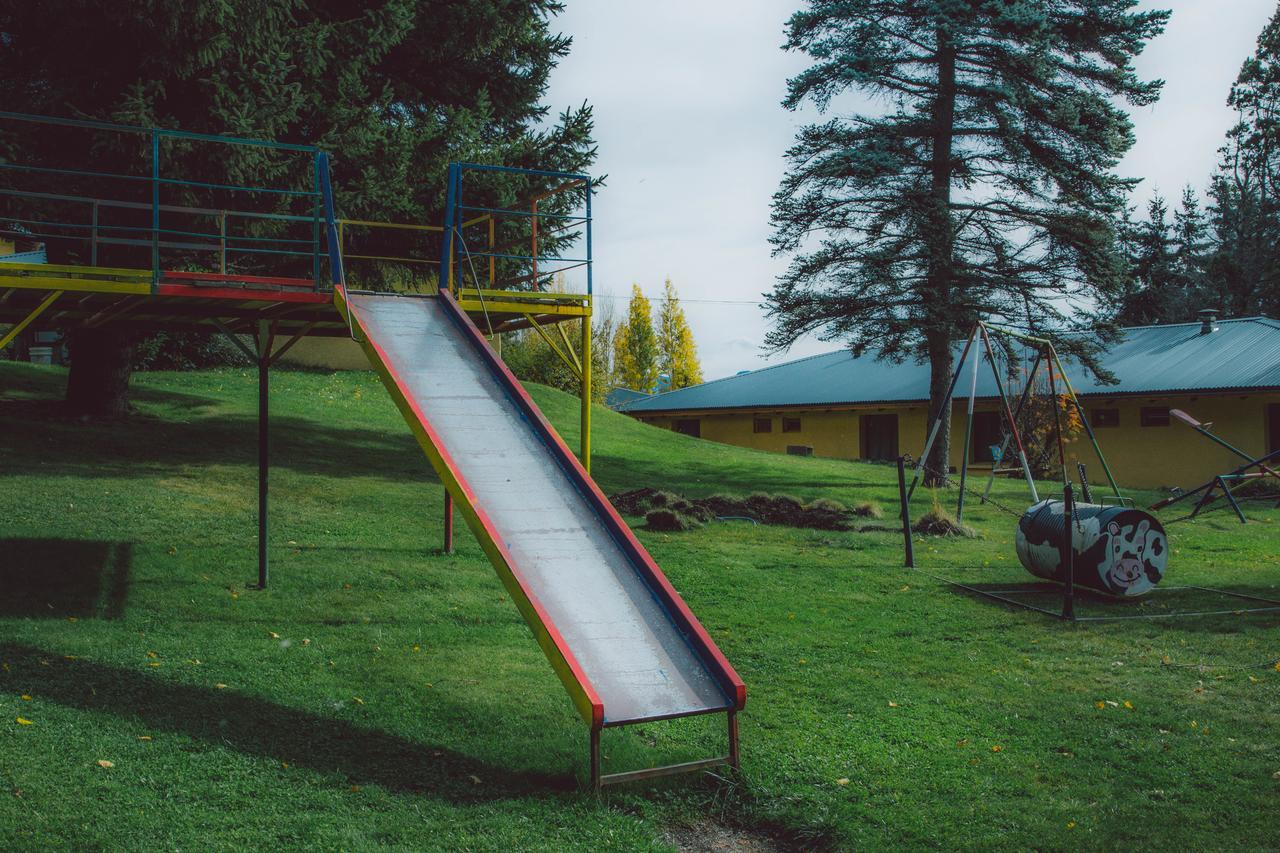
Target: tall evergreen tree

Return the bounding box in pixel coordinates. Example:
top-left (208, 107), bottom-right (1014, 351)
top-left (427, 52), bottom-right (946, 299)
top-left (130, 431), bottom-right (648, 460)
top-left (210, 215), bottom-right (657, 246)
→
top-left (614, 284), bottom-right (658, 392)
top-left (768, 0), bottom-right (1167, 483)
top-left (0, 0), bottom-right (595, 415)
top-left (1205, 4), bottom-right (1280, 319)
top-left (656, 279), bottom-right (703, 389)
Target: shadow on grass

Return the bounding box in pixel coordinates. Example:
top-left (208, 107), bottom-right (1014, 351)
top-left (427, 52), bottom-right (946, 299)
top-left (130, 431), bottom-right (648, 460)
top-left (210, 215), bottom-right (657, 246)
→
top-left (0, 408), bottom-right (430, 483)
top-left (0, 643), bottom-right (575, 800)
top-left (0, 539), bottom-right (132, 619)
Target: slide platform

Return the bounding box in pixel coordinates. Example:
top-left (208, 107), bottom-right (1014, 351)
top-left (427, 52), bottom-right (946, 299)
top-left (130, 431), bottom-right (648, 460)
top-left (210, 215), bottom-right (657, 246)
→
top-left (336, 288), bottom-right (745, 740)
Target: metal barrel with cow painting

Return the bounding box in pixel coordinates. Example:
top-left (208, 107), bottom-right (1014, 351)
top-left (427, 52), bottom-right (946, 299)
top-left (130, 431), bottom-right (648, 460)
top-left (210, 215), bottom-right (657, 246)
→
top-left (1015, 500), bottom-right (1169, 597)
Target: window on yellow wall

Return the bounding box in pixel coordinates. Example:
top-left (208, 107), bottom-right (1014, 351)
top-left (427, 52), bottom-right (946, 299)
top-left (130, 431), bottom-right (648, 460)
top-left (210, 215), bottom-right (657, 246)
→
top-left (753, 417), bottom-right (772, 434)
top-left (673, 419), bottom-right (701, 438)
top-left (782, 416), bottom-right (801, 433)
top-left (1140, 407), bottom-right (1170, 427)
top-left (1090, 408), bottom-right (1120, 428)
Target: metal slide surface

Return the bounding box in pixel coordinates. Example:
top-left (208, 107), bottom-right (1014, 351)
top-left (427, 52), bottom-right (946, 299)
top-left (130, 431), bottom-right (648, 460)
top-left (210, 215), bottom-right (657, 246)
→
top-left (347, 291), bottom-right (735, 725)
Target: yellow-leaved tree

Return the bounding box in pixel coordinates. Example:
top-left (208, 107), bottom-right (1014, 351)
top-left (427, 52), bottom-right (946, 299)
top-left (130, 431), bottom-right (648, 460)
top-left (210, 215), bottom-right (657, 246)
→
top-left (656, 278), bottom-right (702, 389)
top-left (614, 284), bottom-right (658, 391)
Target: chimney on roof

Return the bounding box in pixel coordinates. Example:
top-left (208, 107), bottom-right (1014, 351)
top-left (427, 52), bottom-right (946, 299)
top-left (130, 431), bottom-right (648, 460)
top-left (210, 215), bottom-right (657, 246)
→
top-left (1198, 308), bottom-right (1219, 335)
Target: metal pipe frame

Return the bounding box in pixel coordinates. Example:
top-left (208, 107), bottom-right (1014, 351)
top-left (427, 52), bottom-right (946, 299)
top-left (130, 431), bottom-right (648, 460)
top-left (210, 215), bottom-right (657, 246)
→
top-left (590, 710), bottom-right (739, 791)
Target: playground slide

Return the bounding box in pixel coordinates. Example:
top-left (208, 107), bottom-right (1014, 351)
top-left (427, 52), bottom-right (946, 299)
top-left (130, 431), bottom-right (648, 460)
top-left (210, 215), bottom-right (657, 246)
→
top-left (336, 288), bottom-right (745, 729)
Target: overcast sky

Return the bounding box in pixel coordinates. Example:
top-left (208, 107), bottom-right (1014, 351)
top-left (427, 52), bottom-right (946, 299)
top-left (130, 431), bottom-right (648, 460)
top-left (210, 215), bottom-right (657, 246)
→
top-left (545, 1), bottom-right (1277, 380)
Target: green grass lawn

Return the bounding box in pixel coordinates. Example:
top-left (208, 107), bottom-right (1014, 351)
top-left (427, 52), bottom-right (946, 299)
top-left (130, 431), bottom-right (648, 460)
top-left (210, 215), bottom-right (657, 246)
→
top-left (1, 361), bottom-right (1278, 850)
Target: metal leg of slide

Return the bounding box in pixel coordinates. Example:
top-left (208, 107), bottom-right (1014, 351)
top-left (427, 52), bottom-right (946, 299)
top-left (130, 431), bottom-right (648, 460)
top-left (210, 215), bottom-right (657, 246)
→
top-left (590, 728), bottom-right (602, 793)
top-left (581, 313), bottom-right (592, 474)
top-left (728, 711), bottom-right (740, 771)
top-left (444, 489), bottom-right (454, 553)
top-left (256, 321), bottom-right (271, 590)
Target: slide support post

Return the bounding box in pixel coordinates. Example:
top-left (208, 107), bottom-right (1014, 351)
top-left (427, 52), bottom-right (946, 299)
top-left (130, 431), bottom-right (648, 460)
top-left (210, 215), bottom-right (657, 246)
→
top-left (590, 728), bottom-right (602, 792)
top-left (581, 312), bottom-right (592, 473)
top-left (444, 489), bottom-right (454, 553)
top-left (256, 320), bottom-right (273, 590)
top-left (728, 711), bottom-right (740, 771)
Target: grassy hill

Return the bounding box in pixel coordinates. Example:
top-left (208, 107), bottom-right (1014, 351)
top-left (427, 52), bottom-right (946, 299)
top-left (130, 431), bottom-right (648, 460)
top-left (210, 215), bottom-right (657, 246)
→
top-left (1, 362), bottom-right (1278, 850)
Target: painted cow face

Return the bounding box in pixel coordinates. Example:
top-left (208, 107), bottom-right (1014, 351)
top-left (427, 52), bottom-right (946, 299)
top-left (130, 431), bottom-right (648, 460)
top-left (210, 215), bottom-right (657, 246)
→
top-left (1106, 520), bottom-right (1149, 589)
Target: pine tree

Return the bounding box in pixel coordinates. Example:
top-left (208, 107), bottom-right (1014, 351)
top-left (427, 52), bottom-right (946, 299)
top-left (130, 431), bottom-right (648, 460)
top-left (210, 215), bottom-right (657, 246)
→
top-left (1170, 186), bottom-right (1209, 316)
top-left (614, 284), bottom-right (658, 392)
top-left (0, 1), bottom-right (596, 415)
top-left (1118, 194), bottom-right (1177, 326)
top-left (656, 279), bottom-right (703, 389)
top-left (768, 1), bottom-right (1167, 483)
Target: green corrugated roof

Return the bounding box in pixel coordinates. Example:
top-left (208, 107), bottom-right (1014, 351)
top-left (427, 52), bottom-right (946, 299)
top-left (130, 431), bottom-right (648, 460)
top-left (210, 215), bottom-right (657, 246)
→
top-left (622, 317), bottom-right (1280, 414)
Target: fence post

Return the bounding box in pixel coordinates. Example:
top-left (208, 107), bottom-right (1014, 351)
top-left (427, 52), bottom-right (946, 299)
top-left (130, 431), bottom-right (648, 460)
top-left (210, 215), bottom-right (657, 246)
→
top-left (897, 456), bottom-right (914, 568)
top-left (1061, 482), bottom-right (1075, 621)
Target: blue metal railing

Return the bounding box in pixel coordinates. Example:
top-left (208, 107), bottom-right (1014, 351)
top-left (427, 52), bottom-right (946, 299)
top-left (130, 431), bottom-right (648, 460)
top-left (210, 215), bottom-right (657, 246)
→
top-left (440, 162), bottom-right (593, 296)
top-left (0, 111), bottom-right (328, 291)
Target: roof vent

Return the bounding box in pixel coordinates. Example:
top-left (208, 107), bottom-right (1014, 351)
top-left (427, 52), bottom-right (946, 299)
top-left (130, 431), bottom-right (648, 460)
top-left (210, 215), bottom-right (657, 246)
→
top-left (1198, 308), bottom-right (1219, 335)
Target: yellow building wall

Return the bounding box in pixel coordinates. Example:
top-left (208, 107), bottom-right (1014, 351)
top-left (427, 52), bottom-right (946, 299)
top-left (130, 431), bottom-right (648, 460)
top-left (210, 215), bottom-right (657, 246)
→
top-left (633, 392), bottom-right (1280, 491)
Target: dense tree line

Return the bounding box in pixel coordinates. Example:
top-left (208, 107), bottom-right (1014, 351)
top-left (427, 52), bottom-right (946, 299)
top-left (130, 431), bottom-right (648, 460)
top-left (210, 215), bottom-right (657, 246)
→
top-left (1118, 4), bottom-right (1280, 325)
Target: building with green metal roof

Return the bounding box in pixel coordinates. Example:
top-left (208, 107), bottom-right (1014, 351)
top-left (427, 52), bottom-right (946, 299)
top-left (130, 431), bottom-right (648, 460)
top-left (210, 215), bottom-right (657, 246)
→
top-left (620, 315), bottom-right (1280, 490)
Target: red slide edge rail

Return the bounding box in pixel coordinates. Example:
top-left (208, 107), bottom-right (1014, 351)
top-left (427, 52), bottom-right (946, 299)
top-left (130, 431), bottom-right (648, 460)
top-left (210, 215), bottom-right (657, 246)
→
top-left (438, 289), bottom-right (747, 712)
top-left (337, 286), bottom-right (606, 729)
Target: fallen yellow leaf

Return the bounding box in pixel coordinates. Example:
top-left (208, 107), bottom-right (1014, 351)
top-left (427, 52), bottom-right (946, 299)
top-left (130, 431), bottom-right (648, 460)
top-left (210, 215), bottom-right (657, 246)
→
top-left (836, 778), bottom-right (850, 786)
top-left (20, 695), bottom-right (31, 701)
top-left (1249, 675), bottom-right (1259, 683)
top-left (96, 760), bottom-right (114, 769)
top-left (137, 736), bottom-right (152, 741)
top-left (16, 717), bottom-right (32, 725)
top-left (67, 617), bottom-right (78, 623)
top-left (1095, 701), bottom-right (1106, 709)
top-left (1067, 821), bottom-right (1076, 830)
top-left (147, 662), bottom-right (162, 668)
top-left (268, 631), bottom-right (281, 640)
top-left (64, 655), bottom-right (78, 661)
top-left (352, 696), bottom-right (364, 705)
top-left (991, 745), bottom-right (1003, 753)
top-left (302, 639), bottom-right (311, 647)
top-left (1123, 701), bottom-right (1134, 710)
top-left (215, 683), bottom-right (228, 689)
top-left (412, 644), bottom-right (421, 653)
top-left (888, 701), bottom-right (900, 708)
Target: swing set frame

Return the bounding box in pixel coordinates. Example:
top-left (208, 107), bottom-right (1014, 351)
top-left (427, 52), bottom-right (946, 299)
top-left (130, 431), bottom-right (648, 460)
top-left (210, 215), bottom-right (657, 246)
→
top-left (904, 320), bottom-right (1129, 519)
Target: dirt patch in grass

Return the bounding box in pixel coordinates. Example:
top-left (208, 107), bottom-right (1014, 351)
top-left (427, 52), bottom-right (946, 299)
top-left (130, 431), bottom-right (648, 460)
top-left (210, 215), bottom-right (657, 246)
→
top-left (663, 819), bottom-right (796, 852)
top-left (610, 488), bottom-right (881, 532)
